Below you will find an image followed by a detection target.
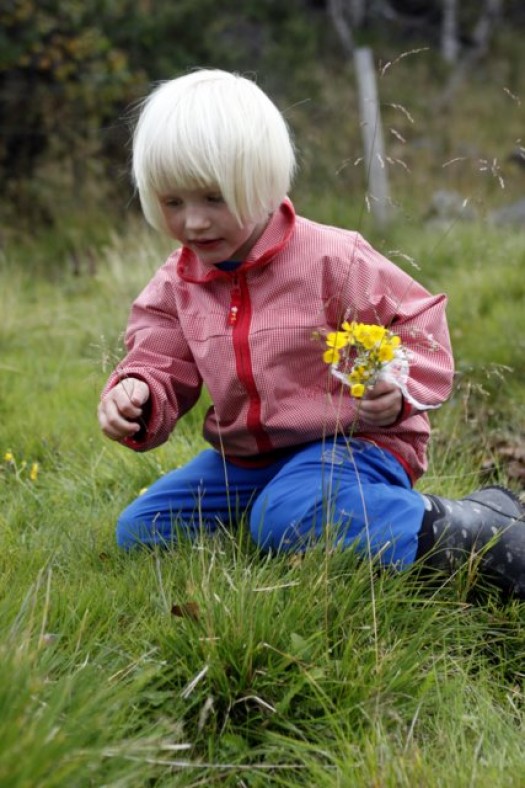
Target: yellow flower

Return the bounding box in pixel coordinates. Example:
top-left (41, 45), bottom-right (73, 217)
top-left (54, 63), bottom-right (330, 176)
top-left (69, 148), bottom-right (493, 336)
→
top-left (341, 321), bottom-right (357, 343)
top-left (369, 325), bottom-right (387, 344)
top-left (325, 331), bottom-right (349, 350)
top-left (378, 342), bottom-right (395, 363)
top-left (351, 383), bottom-right (366, 398)
top-left (4, 450), bottom-right (14, 463)
top-left (29, 462), bottom-right (39, 482)
top-left (323, 347), bottom-right (341, 364)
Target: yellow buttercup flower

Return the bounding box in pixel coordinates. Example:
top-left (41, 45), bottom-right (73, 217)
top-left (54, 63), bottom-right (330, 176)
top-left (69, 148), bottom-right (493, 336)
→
top-left (340, 321), bottom-right (357, 344)
top-left (326, 331), bottom-right (349, 350)
top-left (378, 343), bottom-right (395, 363)
top-left (350, 383), bottom-right (366, 398)
top-left (323, 347), bottom-right (341, 364)
top-left (29, 462), bottom-right (39, 482)
top-left (356, 324), bottom-right (386, 348)
top-left (4, 450), bottom-right (14, 463)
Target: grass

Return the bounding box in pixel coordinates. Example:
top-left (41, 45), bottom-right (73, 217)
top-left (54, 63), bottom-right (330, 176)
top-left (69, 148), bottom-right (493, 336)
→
top-left (1, 212), bottom-right (524, 786)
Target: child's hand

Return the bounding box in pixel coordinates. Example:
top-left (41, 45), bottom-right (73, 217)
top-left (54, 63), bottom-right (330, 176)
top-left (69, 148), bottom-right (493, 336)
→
top-left (358, 380), bottom-right (403, 427)
top-left (98, 378), bottom-right (150, 441)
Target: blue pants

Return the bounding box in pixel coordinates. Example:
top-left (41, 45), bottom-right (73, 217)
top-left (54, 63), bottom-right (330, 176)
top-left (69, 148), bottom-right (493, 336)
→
top-left (116, 438), bottom-right (426, 567)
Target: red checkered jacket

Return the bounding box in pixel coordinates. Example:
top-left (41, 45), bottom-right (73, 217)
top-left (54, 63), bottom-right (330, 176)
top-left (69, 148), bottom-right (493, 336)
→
top-left (103, 199), bottom-right (454, 481)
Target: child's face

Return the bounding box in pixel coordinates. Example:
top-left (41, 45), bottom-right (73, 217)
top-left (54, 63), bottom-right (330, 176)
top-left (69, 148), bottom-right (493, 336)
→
top-left (158, 188), bottom-right (268, 265)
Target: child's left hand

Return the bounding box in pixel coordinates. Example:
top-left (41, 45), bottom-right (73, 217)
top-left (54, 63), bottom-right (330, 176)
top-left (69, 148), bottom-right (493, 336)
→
top-left (358, 380), bottom-right (403, 427)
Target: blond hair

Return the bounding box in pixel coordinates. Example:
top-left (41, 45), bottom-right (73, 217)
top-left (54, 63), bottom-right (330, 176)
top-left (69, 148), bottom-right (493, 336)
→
top-left (132, 69), bottom-right (296, 231)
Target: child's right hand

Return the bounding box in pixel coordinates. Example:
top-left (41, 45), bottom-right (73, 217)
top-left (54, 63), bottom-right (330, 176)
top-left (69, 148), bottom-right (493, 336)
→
top-left (98, 378), bottom-right (150, 441)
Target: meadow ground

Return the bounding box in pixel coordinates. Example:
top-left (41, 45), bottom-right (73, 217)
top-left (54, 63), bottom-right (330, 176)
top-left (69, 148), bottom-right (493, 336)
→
top-left (1, 213), bottom-right (524, 786)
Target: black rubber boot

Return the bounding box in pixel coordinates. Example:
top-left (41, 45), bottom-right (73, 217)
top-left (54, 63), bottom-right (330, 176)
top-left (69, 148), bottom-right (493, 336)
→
top-left (419, 486), bottom-right (525, 599)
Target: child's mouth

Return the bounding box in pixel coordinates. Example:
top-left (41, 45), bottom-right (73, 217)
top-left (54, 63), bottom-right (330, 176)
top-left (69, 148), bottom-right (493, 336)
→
top-left (192, 239), bottom-right (221, 248)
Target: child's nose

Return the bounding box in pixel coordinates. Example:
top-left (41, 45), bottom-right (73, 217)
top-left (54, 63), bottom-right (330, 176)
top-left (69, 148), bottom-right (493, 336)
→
top-left (185, 206), bottom-right (211, 231)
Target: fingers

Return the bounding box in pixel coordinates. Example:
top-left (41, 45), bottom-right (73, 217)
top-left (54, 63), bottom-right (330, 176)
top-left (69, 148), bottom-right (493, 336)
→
top-left (98, 378), bottom-right (150, 441)
top-left (119, 378), bottom-right (150, 409)
top-left (358, 381), bottom-right (402, 427)
top-left (98, 398), bottom-right (140, 440)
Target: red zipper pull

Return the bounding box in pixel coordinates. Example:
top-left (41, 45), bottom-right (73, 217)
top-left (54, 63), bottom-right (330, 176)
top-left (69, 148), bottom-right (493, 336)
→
top-left (228, 284), bottom-right (242, 326)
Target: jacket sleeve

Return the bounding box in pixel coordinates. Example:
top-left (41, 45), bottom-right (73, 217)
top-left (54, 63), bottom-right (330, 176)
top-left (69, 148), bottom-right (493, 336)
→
top-left (329, 234), bottom-right (455, 415)
top-left (102, 263), bottom-right (203, 451)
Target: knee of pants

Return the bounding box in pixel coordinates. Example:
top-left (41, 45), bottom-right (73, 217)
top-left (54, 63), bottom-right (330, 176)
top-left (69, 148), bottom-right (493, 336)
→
top-left (115, 499), bottom-right (185, 549)
top-left (248, 481), bottom-right (423, 566)
top-left (116, 518), bottom-right (138, 550)
top-left (115, 506), bottom-right (159, 549)
top-left (248, 496), bottom-right (282, 552)
top-left (249, 486), bottom-right (323, 552)
top-left (115, 496), bottom-right (223, 549)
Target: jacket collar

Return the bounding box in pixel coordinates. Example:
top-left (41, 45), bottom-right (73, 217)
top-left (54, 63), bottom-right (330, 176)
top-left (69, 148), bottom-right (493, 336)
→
top-left (176, 198), bottom-right (296, 284)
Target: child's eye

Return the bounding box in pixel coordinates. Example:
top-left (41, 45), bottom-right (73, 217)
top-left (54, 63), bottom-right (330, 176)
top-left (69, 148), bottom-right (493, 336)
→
top-left (161, 196), bottom-right (182, 208)
top-left (207, 194), bottom-right (224, 204)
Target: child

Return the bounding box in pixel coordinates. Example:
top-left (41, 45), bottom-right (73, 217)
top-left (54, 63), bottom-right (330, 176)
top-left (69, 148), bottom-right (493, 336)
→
top-left (98, 69), bottom-right (524, 598)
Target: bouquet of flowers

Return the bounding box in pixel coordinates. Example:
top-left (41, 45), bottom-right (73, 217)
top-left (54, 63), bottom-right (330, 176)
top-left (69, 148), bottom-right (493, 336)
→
top-left (322, 320), bottom-right (440, 411)
top-left (322, 321), bottom-right (403, 399)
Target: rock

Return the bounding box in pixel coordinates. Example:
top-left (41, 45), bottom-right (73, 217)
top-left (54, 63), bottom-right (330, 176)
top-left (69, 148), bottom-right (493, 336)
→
top-left (425, 189), bottom-right (478, 226)
top-left (488, 198), bottom-right (525, 226)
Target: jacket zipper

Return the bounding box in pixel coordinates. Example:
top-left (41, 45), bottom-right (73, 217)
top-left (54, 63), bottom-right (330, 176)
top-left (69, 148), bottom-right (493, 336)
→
top-left (229, 275), bottom-right (273, 453)
top-left (228, 282), bottom-right (242, 326)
